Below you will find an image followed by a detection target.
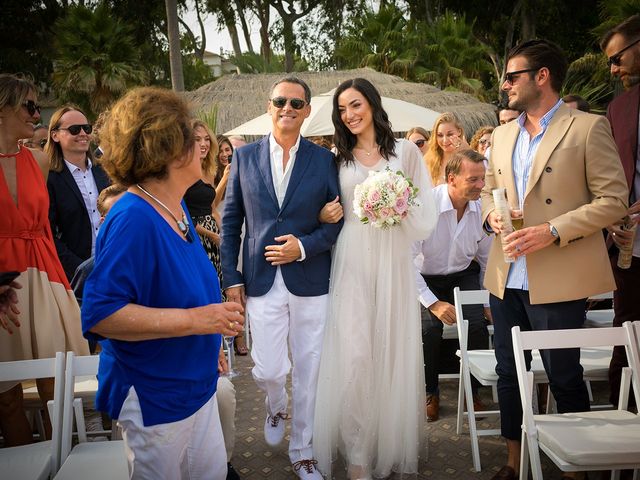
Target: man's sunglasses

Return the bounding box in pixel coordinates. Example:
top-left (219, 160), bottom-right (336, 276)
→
top-left (24, 139), bottom-right (47, 149)
top-left (607, 38), bottom-right (640, 68)
top-left (504, 68), bottom-right (540, 85)
top-left (414, 139), bottom-right (426, 148)
top-left (22, 100), bottom-right (41, 117)
top-left (57, 124), bottom-right (93, 135)
top-left (270, 97), bottom-right (306, 110)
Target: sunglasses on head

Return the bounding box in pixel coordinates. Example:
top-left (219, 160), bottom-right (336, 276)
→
top-left (22, 100), bottom-right (41, 116)
top-left (504, 68), bottom-right (540, 85)
top-left (414, 139), bottom-right (426, 148)
top-left (57, 124), bottom-right (93, 135)
top-left (270, 96), bottom-right (306, 110)
top-left (607, 38), bottom-right (640, 68)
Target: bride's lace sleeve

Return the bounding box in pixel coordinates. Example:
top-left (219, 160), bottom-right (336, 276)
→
top-left (399, 139), bottom-right (437, 241)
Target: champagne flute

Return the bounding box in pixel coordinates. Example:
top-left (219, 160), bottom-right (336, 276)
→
top-left (223, 335), bottom-right (240, 378)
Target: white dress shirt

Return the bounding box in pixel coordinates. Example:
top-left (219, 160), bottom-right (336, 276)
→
top-left (413, 183), bottom-right (492, 308)
top-left (64, 157), bottom-right (101, 254)
top-left (268, 134), bottom-right (306, 261)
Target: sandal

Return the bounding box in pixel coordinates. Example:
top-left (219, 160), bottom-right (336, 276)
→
top-left (234, 335), bottom-right (249, 356)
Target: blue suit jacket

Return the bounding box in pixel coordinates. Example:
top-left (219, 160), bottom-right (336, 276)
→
top-left (221, 136), bottom-right (342, 297)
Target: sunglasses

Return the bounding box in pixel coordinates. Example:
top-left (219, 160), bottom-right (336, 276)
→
top-left (504, 68), bottom-right (540, 85)
top-left (607, 38), bottom-right (640, 68)
top-left (479, 139), bottom-right (491, 146)
top-left (22, 100), bottom-right (41, 116)
top-left (414, 139), bottom-right (426, 148)
top-left (25, 139), bottom-right (47, 149)
top-left (270, 97), bottom-right (306, 110)
top-left (57, 124), bottom-right (93, 135)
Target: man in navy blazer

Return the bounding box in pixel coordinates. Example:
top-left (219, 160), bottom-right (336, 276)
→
top-left (46, 106), bottom-right (110, 282)
top-left (221, 77), bottom-right (342, 479)
top-left (601, 15), bottom-right (640, 408)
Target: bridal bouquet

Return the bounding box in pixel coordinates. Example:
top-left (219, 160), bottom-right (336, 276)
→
top-left (353, 167), bottom-right (419, 229)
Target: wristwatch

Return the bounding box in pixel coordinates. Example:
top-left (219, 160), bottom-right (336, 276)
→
top-left (548, 223), bottom-right (559, 243)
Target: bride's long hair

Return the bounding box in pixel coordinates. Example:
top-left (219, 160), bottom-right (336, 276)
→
top-left (332, 78), bottom-right (396, 164)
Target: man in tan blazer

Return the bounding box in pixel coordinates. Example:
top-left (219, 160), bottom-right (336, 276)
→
top-left (481, 39), bottom-right (628, 480)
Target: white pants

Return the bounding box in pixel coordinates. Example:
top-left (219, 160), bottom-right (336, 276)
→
top-left (247, 268), bottom-right (328, 462)
top-left (216, 376), bottom-right (236, 462)
top-left (118, 387), bottom-right (226, 480)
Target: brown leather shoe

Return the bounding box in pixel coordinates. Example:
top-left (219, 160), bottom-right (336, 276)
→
top-left (473, 394), bottom-right (486, 412)
top-left (490, 465), bottom-right (517, 480)
top-left (426, 394), bottom-right (439, 422)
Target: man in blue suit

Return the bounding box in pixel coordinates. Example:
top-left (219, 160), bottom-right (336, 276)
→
top-left (221, 77), bottom-right (342, 479)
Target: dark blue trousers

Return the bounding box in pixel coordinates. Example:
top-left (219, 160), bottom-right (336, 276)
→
top-left (490, 288), bottom-right (590, 440)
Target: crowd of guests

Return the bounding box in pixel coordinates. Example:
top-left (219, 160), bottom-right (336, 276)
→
top-left (1, 13), bottom-right (639, 480)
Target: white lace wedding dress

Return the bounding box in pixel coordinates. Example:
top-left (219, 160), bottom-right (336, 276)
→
top-left (313, 139), bottom-right (437, 479)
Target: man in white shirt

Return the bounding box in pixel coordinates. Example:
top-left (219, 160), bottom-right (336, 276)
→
top-left (221, 77), bottom-right (342, 479)
top-left (413, 149), bottom-right (492, 422)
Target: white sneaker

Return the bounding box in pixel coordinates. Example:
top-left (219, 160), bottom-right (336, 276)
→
top-left (292, 459), bottom-right (323, 480)
top-left (264, 398), bottom-right (288, 446)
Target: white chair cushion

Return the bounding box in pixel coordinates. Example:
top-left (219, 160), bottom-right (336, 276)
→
top-left (55, 440), bottom-right (128, 479)
top-left (584, 310), bottom-right (614, 328)
top-left (535, 410), bottom-right (640, 466)
top-left (0, 440), bottom-right (51, 480)
top-left (464, 350), bottom-right (547, 384)
top-left (580, 347), bottom-right (613, 381)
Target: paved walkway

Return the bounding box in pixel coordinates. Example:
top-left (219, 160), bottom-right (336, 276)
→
top-left (228, 353), bottom-right (576, 480)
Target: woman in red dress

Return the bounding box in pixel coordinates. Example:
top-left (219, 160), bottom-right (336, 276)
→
top-left (0, 74), bottom-right (88, 445)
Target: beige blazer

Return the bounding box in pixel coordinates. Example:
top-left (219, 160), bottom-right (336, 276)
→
top-left (481, 104), bottom-right (628, 304)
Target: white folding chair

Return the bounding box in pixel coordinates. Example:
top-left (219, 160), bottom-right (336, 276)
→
top-left (584, 291), bottom-right (614, 329)
top-left (512, 322), bottom-right (640, 480)
top-left (453, 288), bottom-right (548, 472)
top-left (54, 352), bottom-right (127, 480)
top-left (0, 352), bottom-right (65, 479)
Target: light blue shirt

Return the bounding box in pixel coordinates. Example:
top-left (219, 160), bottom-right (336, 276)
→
top-left (506, 99), bottom-right (564, 290)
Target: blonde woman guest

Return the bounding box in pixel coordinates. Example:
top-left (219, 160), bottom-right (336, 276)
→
top-left (469, 126), bottom-right (494, 157)
top-left (81, 87), bottom-right (244, 480)
top-left (183, 121), bottom-right (224, 290)
top-left (314, 78), bottom-right (437, 480)
top-left (0, 74), bottom-right (88, 445)
top-left (424, 112), bottom-right (468, 186)
top-left (405, 126), bottom-right (429, 155)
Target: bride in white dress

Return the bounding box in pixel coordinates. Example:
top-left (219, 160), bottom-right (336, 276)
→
top-left (313, 78), bottom-right (437, 479)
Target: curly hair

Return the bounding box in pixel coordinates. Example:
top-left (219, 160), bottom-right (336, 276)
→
top-left (469, 126), bottom-right (494, 152)
top-left (332, 78), bottom-right (396, 164)
top-left (424, 112), bottom-right (465, 185)
top-left (193, 120), bottom-right (218, 178)
top-left (99, 87), bottom-right (194, 187)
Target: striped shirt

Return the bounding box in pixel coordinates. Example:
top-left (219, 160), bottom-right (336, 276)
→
top-left (506, 99), bottom-right (564, 290)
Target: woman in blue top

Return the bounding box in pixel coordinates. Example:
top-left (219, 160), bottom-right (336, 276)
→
top-left (81, 86), bottom-right (245, 480)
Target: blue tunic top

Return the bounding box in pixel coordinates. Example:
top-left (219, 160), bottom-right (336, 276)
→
top-left (82, 193), bottom-right (222, 427)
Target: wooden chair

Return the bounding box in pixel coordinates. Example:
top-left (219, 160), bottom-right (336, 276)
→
top-left (512, 322), bottom-right (640, 480)
top-left (54, 353), bottom-right (127, 480)
top-left (0, 352), bottom-right (65, 479)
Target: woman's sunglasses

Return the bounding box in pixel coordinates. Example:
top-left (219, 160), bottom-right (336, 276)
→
top-left (270, 97), bottom-right (306, 110)
top-left (22, 100), bottom-right (41, 117)
top-left (57, 124), bottom-right (93, 135)
top-left (414, 139), bottom-right (426, 148)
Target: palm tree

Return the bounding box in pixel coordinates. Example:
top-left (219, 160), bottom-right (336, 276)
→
top-left (51, 2), bottom-right (147, 118)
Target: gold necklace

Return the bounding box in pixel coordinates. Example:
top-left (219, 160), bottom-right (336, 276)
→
top-left (136, 184), bottom-right (193, 242)
top-left (356, 144), bottom-right (378, 156)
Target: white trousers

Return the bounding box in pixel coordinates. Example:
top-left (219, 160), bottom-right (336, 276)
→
top-left (247, 268), bottom-right (328, 462)
top-left (216, 376), bottom-right (236, 462)
top-left (118, 387), bottom-right (226, 480)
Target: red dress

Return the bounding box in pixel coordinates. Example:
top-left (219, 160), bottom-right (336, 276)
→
top-left (0, 146), bottom-right (88, 363)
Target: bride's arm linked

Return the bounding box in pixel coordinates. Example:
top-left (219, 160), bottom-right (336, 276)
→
top-left (401, 140), bottom-right (437, 240)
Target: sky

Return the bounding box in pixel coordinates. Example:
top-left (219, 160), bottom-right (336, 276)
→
top-left (183, 5), bottom-right (263, 56)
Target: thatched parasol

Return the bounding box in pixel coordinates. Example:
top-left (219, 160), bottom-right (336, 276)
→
top-left (183, 68), bottom-right (498, 138)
